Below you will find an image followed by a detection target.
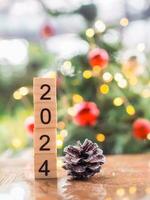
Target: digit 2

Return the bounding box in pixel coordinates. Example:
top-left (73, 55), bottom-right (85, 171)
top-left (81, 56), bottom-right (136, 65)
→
top-left (40, 84), bottom-right (51, 100)
top-left (40, 108), bottom-right (51, 124)
top-left (40, 135), bottom-right (50, 151)
top-left (39, 160), bottom-right (50, 176)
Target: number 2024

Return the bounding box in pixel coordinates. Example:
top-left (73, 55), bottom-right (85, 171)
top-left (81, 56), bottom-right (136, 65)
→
top-left (38, 84), bottom-right (52, 176)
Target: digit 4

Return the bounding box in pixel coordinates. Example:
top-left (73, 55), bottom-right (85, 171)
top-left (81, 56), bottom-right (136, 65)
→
top-left (39, 160), bottom-right (50, 176)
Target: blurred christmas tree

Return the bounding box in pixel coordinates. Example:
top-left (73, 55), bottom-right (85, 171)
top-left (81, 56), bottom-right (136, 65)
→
top-left (0, 1), bottom-right (150, 155)
top-left (53, 2), bottom-right (150, 155)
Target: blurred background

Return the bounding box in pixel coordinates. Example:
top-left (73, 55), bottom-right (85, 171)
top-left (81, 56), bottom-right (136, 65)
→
top-left (0, 0), bottom-right (150, 157)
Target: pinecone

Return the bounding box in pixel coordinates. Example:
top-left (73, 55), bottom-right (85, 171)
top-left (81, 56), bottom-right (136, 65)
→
top-left (63, 139), bottom-right (105, 180)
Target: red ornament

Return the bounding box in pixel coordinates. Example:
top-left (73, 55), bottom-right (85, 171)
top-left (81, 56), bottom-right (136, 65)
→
top-left (40, 24), bottom-right (55, 38)
top-left (74, 101), bottom-right (100, 126)
top-left (88, 48), bottom-right (109, 68)
top-left (132, 118), bottom-right (150, 140)
top-left (24, 116), bottom-right (34, 135)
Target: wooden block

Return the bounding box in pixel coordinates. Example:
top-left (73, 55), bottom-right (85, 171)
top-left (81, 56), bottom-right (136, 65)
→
top-left (34, 128), bottom-right (56, 154)
top-left (33, 77), bottom-right (57, 179)
top-left (34, 102), bottom-right (57, 128)
top-left (33, 77), bottom-right (56, 103)
top-left (34, 153), bottom-right (57, 179)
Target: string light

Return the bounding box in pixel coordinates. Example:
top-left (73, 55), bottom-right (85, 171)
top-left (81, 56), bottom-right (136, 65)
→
top-left (83, 70), bottom-right (92, 79)
top-left (72, 94), bottom-right (83, 103)
top-left (57, 121), bottom-right (66, 129)
top-left (113, 97), bottom-right (124, 106)
top-left (99, 84), bottom-right (109, 94)
top-left (85, 28), bottom-right (95, 38)
top-left (13, 91), bottom-right (22, 100)
top-left (94, 20), bottom-right (106, 33)
top-left (60, 129), bottom-right (68, 138)
top-left (116, 188), bottom-right (125, 197)
top-left (19, 87), bottom-right (29, 96)
top-left (147, 133), bottom-right (150, 140)
top-left (114, 73), bottom-right (123, 82)
top-left (129, 186), bottom-right (137, 194)
top-left (114, 72), bottom-right (128, 88)
top-left (126, 105), bottom-right (135, 115)
top-left (96, 133), bottom-right (106, 142)
top-left (61, 60), bottom-right (74, 76)
top-left (117, 79), bottom-right (127, 88)
top-left (67, 107), bottom-right (76, 116)
top-left (57, 135), bottom-right (63, 149)
top-left (102, 72), bottom-right (113, 82)
top-left (120, 18), bottom-right (129, 27)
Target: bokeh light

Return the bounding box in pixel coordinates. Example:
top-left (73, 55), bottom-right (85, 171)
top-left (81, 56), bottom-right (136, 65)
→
top-left (99, 84), bottom-right (109, 94)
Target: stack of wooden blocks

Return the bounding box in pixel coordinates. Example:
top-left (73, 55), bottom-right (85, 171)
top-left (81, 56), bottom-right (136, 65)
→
top-left (33, 77), bottom-right (57, 179)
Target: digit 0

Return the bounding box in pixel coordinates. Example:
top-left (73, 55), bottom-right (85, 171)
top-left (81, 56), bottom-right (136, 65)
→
top-left (39, 160), bottom-right (50, 176)
top-left (40, 108), bottom-right (51, 124)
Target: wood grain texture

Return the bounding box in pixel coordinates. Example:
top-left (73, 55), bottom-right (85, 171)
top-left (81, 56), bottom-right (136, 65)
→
top-left (33, 77), bottom-right (56, 103)
top-left (34, 128), bottom-right (57, 154)
top-left (34, 153), bottom-right (57, 179)
top-left (0, 154), bottom-right (149, 200)
top-left (34, 102), bottom-right (57, 128)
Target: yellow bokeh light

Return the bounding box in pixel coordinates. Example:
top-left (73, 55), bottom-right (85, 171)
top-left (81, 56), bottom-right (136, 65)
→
top-left (72, 94), bottom-right (83, 103)
top-left (12, 138), bottom-right (22, 149)
top-left (85, 28), bottom-right (95, 38)
top-left (96, 133), bottom-right (106, 142)
top-left (113, 97), bottom-right (124, 106)
top-left (126, 105), bottom-right (135, 115)
top-left (57, 140), bottom-right (63, 149)
top-left (147, 133), bottom-right (150, 140)
top-left (94, 20), bottom-right (106, 33)
top-left (19, 87), bottom-right (29, 96)
top-left (57, 134), bottom-right (63, 149)
top-left (103, 72), bottom-right (113, 82)
top-left (60, 129), bottom-right (68, 138)
top-left (129, 77), bottom-right (138, 86)
top-left (99, 84), bottom-right (109, 94)
top-left (120, 18), bottom-right (129, 27)
top-left (83, 70), bottom-right (92, 79)
top-left (57, 121), bottom-right (66, 129)
top-left (13, 91), bottom-right (22, 100)
top-left (116, 188), bottom-right (125, 197)
top-left (129, 186), bottom-right (137, 194)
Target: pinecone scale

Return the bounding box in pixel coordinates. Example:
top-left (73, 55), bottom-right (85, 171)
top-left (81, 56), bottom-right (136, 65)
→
top-left (63, 139), bottom-right (105, 179)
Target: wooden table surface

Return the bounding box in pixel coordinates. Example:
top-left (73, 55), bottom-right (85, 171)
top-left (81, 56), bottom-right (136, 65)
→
top-left (0, 154), bottom-right (149, 200)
